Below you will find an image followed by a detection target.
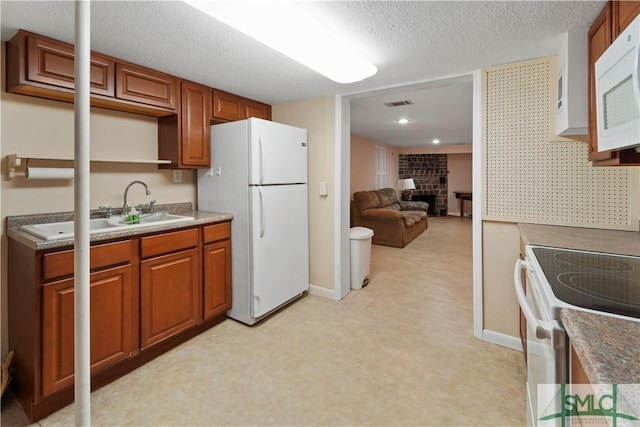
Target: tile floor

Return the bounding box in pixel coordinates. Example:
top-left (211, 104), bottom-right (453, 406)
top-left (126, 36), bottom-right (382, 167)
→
top-left (1, 216), bottom-right (526, 426)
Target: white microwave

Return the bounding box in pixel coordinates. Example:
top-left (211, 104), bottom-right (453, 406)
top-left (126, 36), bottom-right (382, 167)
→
top-left (595, 14), bottom-right (640, 152)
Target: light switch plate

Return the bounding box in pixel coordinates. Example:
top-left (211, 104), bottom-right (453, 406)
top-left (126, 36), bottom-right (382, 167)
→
top-left (319, 181), bottom-right (328, 196)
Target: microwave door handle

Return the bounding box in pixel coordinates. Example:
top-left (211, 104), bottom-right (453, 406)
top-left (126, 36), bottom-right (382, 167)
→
top-left (513, 259), bottom-right (553, 340)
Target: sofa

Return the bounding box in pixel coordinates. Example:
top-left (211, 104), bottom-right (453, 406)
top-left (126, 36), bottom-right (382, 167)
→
top-left (351, 188), bottom-right (429, 248)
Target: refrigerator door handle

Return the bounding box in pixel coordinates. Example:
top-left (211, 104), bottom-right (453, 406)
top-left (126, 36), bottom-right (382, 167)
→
top-left (259, 136), bottom-right (265, 185)
top-left (259, 187), bottom-right (265, 238)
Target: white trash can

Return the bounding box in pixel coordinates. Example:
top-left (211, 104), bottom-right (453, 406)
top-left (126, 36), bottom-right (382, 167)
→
top-left (350, 227), bottom-right (374, 290)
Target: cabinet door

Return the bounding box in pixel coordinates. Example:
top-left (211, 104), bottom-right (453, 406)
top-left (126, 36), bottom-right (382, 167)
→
top-left (613, 0), bottom-right (640, 37)
top-left (25, 33), bottom-right (114, 96)
top-left (212, 90), bottom-right (243, 121)
top-left (140, 248), bottom-right (200, 348)
top-left (41, 265), bottom-right (133, 396)
top-left (241, 98), bottom-right (272, 120)
top-left (203, 240), bottom-right (232, 320)
top-left (116, 63), bottom-right (177, 110)
top-left (181, 81), bottom-right (211, 167)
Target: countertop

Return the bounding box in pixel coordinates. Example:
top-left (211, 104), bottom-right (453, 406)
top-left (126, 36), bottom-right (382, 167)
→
top-left (560, 309), bottom-right (640, 384)
top-left (6, 202), bottom-right (233, 250)
top-left (518, 223), bottom-right (640, 386)
top-left (518, 223), bottom-right (640, 256)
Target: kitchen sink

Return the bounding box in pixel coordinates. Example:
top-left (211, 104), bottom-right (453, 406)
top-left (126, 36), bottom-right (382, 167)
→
top-left (20, 212), bottom-right (194, 240)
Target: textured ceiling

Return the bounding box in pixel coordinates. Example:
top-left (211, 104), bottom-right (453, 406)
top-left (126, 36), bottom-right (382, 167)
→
top-left (1, 1), bottom-right (606, 147)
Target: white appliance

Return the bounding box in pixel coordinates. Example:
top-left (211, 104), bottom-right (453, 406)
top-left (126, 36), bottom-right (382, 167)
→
top-left (556, 30), bottom-right (588, 136)
top-left (197, 118), bottom-right (309, 325)
top-left (595, 13), bottom-right (640, 152)
top-left (514, 246), bottom-right (640, 426)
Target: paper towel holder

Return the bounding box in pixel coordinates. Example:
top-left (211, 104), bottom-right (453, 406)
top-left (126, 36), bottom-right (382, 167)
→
top-left (7, 154), bottom-right (22, 179)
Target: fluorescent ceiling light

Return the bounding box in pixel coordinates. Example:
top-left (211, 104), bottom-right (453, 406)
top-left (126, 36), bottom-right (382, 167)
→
top-left (432, 139), bottom-right (440, 144)
top-left (397, 118), bottom-right (409, 124)
top-left (184, 1), bottom-right (377, 83)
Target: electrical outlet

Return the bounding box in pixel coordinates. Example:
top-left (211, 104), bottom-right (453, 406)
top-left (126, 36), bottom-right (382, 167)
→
top-left (172, 170), bottom-right (182, 183)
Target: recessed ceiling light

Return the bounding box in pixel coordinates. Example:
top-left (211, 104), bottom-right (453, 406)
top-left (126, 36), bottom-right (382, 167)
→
top-left (397, 118), bottom-right (409, 124)
top-left (432, 139), bottom-right (440, 144)
top-left (184, 1), bottom-right (377, 83)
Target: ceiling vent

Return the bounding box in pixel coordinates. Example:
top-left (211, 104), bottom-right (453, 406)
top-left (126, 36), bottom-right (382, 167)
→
top-left (384, 100), bottom-right (414, 107)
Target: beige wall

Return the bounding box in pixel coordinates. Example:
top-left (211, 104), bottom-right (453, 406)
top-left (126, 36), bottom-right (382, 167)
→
top-left (350, 134), bottom-right (398, 197)
top-left (272, 97), bottom-right (336, 292)
top-left (482, 221), bottom-right (520, 337)
top-left (0, 49), bottom-right (196, 358)
top-left (447, 153), bottom-right (473, 215)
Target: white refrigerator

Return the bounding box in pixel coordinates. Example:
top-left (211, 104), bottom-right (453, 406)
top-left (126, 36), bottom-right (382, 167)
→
top-left (197, 118), bottom-right (309, 325)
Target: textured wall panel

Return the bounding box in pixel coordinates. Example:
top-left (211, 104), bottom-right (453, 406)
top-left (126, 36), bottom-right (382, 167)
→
top-left (484, 57), bottom-right (637, 229)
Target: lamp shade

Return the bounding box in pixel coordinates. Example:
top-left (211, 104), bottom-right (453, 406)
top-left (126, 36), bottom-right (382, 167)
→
top-left (398, 178), bottom-right (416, 191)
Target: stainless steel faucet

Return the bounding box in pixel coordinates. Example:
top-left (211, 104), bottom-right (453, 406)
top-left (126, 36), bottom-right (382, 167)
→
top-left (123, 180), bottom-right (151, 215)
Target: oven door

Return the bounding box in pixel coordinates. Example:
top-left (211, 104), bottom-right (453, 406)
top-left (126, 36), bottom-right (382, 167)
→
top-left (514, 259), bottom-right (567, 426)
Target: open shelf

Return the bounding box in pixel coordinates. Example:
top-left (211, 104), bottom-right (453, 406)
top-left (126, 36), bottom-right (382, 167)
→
top-left (6, 154), bottom-right (172, 179)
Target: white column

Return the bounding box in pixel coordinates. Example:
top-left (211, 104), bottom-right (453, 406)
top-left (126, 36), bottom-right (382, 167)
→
top-left (74, 0), bottom-right (91, 425)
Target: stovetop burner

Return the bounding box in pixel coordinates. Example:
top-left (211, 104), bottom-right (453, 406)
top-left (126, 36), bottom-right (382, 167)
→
top-left (532, 247), bottom-right (640, 319)
top-left (553, 251), bottom-right (635, 271)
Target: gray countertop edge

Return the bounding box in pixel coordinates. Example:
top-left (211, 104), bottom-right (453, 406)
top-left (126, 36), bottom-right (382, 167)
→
top-left (7, 210), bottom-right (233, 251)
top-left (561, 308), bottom-right (640, 384)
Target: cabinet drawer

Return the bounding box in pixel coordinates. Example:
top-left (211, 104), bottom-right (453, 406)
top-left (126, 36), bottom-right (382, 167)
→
top-left (141, 228), bottom-right (199, 259)
top-left (203, 222), bottom-right (231, 244)
top-left (42, 240), bottom-right (132, 282)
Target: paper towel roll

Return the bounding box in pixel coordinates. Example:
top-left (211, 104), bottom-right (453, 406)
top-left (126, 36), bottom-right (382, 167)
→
top-left (25, 167), bottom-right (74, 180)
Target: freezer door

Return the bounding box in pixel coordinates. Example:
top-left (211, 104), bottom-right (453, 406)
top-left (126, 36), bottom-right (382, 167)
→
top-left (249, 118), bottom-right (307, 185)
top-left (249, 184), bottom-right (309, 318)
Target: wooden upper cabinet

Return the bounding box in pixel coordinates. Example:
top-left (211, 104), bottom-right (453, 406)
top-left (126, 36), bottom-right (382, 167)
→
top-left (588, 3), bottom-right (612, 163)
top-left (613, 0), bottom-right (640, 37)
top-left (7, 30), bottom-right (115, 98)
top-left (158, 81), bottom-right (211, 169)
top-left (212, 89), bottom-right (271, 122)
top-left (587, 1), bottom-right (640, 165)
top-left (181, 81), bottom-right (211, 167)
top-left (6, 29), bottom-right (176, 117)
top-left (242, 98), bottom-right (272, 121)
top-left (212, 90), bottom-right (244, 121)
top-left (115, 63), bottom-right (177, 110)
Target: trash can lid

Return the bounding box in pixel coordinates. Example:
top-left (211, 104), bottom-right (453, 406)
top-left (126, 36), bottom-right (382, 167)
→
top-left (350, 226), bottom-right (374, 239)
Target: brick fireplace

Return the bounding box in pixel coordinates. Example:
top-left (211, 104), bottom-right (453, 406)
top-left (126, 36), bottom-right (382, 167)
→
top-left (399, 154), bottom-right (448, 216)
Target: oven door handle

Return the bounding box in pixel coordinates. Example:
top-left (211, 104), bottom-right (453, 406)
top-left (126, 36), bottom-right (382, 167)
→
top-left (513, 259), bottom-right (553, 340)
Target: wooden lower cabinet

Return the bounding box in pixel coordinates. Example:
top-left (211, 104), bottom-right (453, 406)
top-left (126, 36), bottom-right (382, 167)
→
top-left (140, 248), bottom-right (200, 348)
top-left (8, 220), bottom-right (232, 422)
top-left (41, 265), bottom-right (133, 396)
top-left (203, 222), bottom-right (232, 320)
top-left (203, 239), bottom-right (232, 319)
